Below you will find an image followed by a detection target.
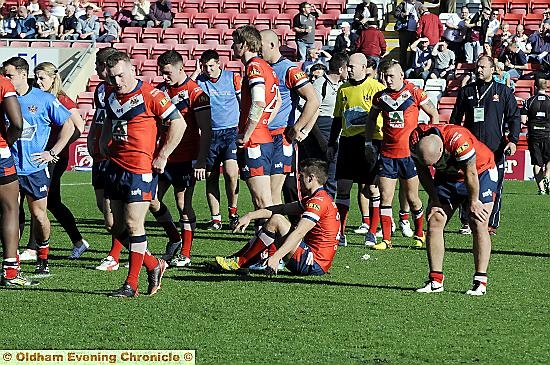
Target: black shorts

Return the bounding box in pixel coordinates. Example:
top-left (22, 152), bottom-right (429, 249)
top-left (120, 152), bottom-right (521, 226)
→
top-left (528, 138), bottom-right (550, 167)
top-left (336, 134), bottom-right (372, 183)
top-left (92, 160), bottom-right (108, 190)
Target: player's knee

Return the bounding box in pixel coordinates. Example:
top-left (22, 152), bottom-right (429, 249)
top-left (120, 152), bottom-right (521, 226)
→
top-left (428, 213), bottom-right (446, 230)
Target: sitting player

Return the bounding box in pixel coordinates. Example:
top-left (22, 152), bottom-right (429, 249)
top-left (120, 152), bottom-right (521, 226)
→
top-left (410, 124), bottom-right (497, 296)
top-left (215, 158), bottom-right (340, 276)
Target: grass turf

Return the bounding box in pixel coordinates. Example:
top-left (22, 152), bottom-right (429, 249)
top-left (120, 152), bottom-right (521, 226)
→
top-left (1, 172), bottom-right (549, 364)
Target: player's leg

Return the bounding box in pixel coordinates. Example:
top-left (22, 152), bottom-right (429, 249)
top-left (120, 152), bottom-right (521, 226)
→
top-left (398, 185), bottom-right (413, 237)
top-left (173, 185), bottom-right (196, 267)
top-left (398, 157), bottom-right (425, 247)
top-left (270, 133), bottom-right (286, 205)
top-left (27, 195), bottom-right (50, 276)
top-left (0, 173), bottom-right (37, 286)
top-left (487, 154), bottom-right (505, 234)
top-left (375, 175), bottom-right (397, 250)
top-left (355, 184), bottom-right (370, 234)
top-left (364, 182), bottom-right (381, 246)
top-left (149, 178), bottom-right (182, 261)
top-left (47, 156), bottom-right (89, 259)
top-left (216, 213), bottom-right (291, 270)
top-left (223, 158), bottom-right (240, 229)
top-left (206, 167), bottom-right (223, 229)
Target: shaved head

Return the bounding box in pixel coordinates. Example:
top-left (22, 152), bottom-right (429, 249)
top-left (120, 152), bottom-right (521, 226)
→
top-left (417, 134), bottom-right (443, 166)
top-left (347, 52), bottom-right (368, 81)
top-left (260, 29), bottom-right (281, 63)
top-left (349, 52), bottom-right (367, 66)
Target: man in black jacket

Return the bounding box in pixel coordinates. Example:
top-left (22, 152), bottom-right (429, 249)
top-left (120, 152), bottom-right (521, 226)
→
top-left (333, 22), bottom-right (358, 55)
top-left (352, 0), bottom-right (378, 30)
top-left (450, 55), bottom-right (521, 235)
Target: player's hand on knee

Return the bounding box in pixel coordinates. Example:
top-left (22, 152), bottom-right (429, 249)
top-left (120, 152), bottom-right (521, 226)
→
top-left (265, 257), bottom-right (279, 276)
top-left (470, 199), bottom-right (489, 222)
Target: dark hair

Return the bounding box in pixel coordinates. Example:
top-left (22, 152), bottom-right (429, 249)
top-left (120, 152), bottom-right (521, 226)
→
top-left (310, 63), bottom-right (327, 74)
top-left (378, 59), bottom-right (401, 74)
top-left (200, 50), bottom-right (220, 64)
top-left (300, 158), bottom-right (329, 185)
top-left (2, 57), bottom-right (29, 74)
top-left (105, 52), bottom-right (131, 68)
top-left (477, 55), bottom-right (495, 69)
top-left (96, 47), bottom-right (119, 65)
top-left (299, 2), bottom-right (309, 11)
top-left (157, 50), bottom-right (184, 68)
top-left (232, 25), bottom-right (262, 53)
top-left (328, 52), bottom-right (349, 73)
top-left (366, 56), bottom-right (377, 70)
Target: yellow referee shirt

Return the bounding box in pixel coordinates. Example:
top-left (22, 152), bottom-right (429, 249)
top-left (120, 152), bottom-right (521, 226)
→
top-left (334, 77), bottom-right (385, 140)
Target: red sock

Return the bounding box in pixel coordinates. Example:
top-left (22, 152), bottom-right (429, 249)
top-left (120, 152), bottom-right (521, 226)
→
top-left (362, 215), bottom-right (370, 226)
top-left (336, 197), bottom-right (350, 235)
top-left (2, 258), bottom-right (18, 280)
top-left (237, 229), bottom-right (275, 267)
top-left (429, 271), bottom-right (444, 283)
top-left (126, 235), bottom-right (147, 291)
top-left (143, 251), bottom-right (159, 270)
top-left (233, 237), bottom-right (254, 257)
top-left (412, 208), bottom-right (424, 237)
top-left (109, 236), bottom-right (124, 262)
top-left (399, 210), bottom-right (410, 222)
top-left (368, 196), bottom-right (381, 234)
top-left (228, 206), bottom-right (238, 217)
top-left (380, 206), bottom-right (393, 241)
top-left (268, 243), bottom-right (277, 257)
top-left (180, 219), bottom-right (196, 258)
top-left (37, 240), bottom-right (49, 260)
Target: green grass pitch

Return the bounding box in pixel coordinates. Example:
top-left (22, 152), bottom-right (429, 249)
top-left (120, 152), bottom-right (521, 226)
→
top-left (1, 172), bottom-right (549, 364)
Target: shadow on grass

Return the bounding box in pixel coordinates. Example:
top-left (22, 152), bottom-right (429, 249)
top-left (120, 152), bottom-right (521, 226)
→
top-left (0, 286), bottom-right (109, 296)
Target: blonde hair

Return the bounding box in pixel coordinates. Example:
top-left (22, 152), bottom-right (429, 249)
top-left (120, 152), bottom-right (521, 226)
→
top-left (34, 62), bottom-right (64, 97)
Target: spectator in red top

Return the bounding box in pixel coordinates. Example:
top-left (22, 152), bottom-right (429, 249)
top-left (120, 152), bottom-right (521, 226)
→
top-left (355, 24), bottom-right (387, 65)
top-left (416, 5), bottom-right (443, 47)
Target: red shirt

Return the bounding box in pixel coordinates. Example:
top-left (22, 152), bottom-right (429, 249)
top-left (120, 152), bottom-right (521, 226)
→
top-left (416, 12), bottom-right (444, 46)
top-left (355, 27), bottom-right (387, 57)
top-left (300, 188), bottom-right (340, 273)
top-left (105, 81), bottom-right (178, 174)
top-left (0, 76), bottom-right (17, 150)
top-left (373, 81), bottom-right (429, 158)
top-left (46, 93), bottom-right (76, 158)
top-left (157, 78), bottom-right (210, 163)
top-left (410, 124), bottom-right (495, 181)
top-left (239, 56), bottom-right (279, 146)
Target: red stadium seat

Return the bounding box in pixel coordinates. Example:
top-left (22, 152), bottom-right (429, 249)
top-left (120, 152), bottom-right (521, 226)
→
top-left (225, 60), bottom-right (243, 73)
top-left (324, 0), bottom-right (345, 13)
top-left (173, 12), bottom-right (192, 28)
top-left (284, 0), bottom-right (302, 13)
top-left (10, 41), bottom-right (30, 47)
top-left (263, 0), bottom-right (282, 13)
top-left (274, 13), bottom-right (294, 28)
top-left (234, 13), bottom-right (255, 28)
top-left (502, 13), bottom-right (523, 26)
top-left (531, 0), bottom-right (548, 14)
top-left (141, 27), bottom-right (163, 42)
top-left (132, 43), bottom-right (152, 58)
top-left (152, 75), bottom-right (165, 85)
top-left (130, 58), bottom-right (143, 73)
top-left (192, 12), bottom-right (213, 29)
top-left (151, 43), bottom-right (174, 59)
top-left (162, 27), bottom-right (183, 42)
top-left (203, 28), bottom-right (223, 44)
top-left (182, 28), bottom-right (204, 44)
top-left (439, 96), bottom-right (457, 107)
top-left (193, 44), bottom-right (216, 58)
top-left (183, 60), bottom-right (197, 73)
top-left (212, 13), bottom-right (233, 30)
top-left (122, 26), bottom-right (142, 42)
top-left (255, 13), bottom-right (274, 28)
top-left (87, 74), bottom-right (101, 91)
top-left (141, 59), bottom-right (158, 76)
top-left (509, 0), bottom-right (530, 15)
top-left (491, 0), bottom-right (508, 14)
top-left (515, 79), bottom-right (535, 94)
top-left (217, 44), bottom-right (233, 59)
top-left (179, 0), bottom-right (202, 12)
top-left (202, 0), bottom-right (222, 12)
top-left (223, 0), bottom-right (242, 12)
top-left (243, 0), bottom-right (261, 12)
top-left (113, 42), bottom-right (132, 53)
top-left (77, 92), bottom-right (95, 109)
top-left (174, 44), bottom-right (193, 59)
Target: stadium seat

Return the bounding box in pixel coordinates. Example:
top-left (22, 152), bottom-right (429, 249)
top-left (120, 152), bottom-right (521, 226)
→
top-left (87, 74), bottom-right (101, 91)
top-left (264, 0), bottom-right (282, 13)
top-left (406, 78), bottom-right (425, 89)
top-left (202, 0), bottom-right (222, 12)
top-left (509, 0), bottom-right (530, 15)
top-left (225, 60), bottom-right (244, 73)
top-left (243, 0), bottom-right (262, 12)
top-left (439, 109), bottom-right (452, 123)
top-left (179, 0), bottom-right (202, 12)
top-left (193, 44), bottom-right (216, 58)
top-left (141, 59), bottom-right (159, 76)
top-left (10, 41), bottom-right (30, 47)
top-left (32, 41), bottom-right (51, 47)
top-left (531, 0), bottom-right (548, 14)
top-left (234, 13), bottom-right (255, 28)
top-left (284, 0), bottom-right (302, 13)
top-left (491, 0), bottom-right (508, 14)
top-left (439, 96), bottom-right (457, 107)
top-left (223, 0), bottom-right (242, 12)
top-left (274, 13), bottom-right (294, 28)
top-left (173, 12), bottom-right (192, 28)
top-left (255, 13), bottom-right (274, 28)
top-left (192, 12), bottom-right (214, 29)
top-left (203, 28), bottom-right (223, 44)
top-left (142, 27), bottom-right (163, 42)
top-left (426, 90), bottom-right (443, 103)
top-left (182, 28), bottom-right (204, 44)
top-left (217, 45), bottom-right (233, 59)
top-left (515, 79), bottom-right (535, 94)
top-left (122, 26), bottom-right (142, 42)
top-left (324, 0), bottom-right (345, 13)
top-left (212, 13), bottom-right (233, 30)
top-left (425, 79), bottom-right (447, 92)
top-left (130, 58), bottom-right (143, 74)
top-left (183, 60), bottom-right (197, 73)
top-left (77, 92), bottom-right (95, 109)
top-left (113, 42), bottom-right (132, 53)
top-left (121, 37), bottom-right (137, 46)
top-left (151, 43), bottom-right (174, 59)
top-left (163, 27), bottom-right (183, 42)
top-left (152, 75), bottom-right (165, 85)
top-left (132, 43), bottom-right (152, 58)
top-left (502, 13), bottom-right (523, 26)
top-left (174, 44), bottom-right (193, 59)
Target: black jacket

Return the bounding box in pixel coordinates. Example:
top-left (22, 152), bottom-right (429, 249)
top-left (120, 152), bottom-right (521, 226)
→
top-left (450, 80), bottom-right (521, 159)
top-left (333, 32), bottom-right (358, 54)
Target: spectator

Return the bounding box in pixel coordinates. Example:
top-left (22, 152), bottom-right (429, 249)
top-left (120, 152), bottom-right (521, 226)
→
top-left (355, 23), bottom-right (387, 65)
top-left (73, 1), bottom-right (100, 18)
top-left (416, 5), bottom-right (443, 47)
top-left (308, 63), bottom-right (327, 81)
top-left (131, 0), bottom-right (150, 27)
top-left (429, 40), bottom-right (455, 80)
top-left (498, 42), bottom-right (528, 79)
top-left (493, 61), bottom-right (513, 89)
top-left (333, 22), bottom-right (357, 55)
top-left (76, 5), bottom-right (99, 40)
top-left (15, 6), bottom-right (36, 39)
top-left (1, 6), bottom-right (18, 38)
top-left (543, 8), bottom-right (550, 26)
top-left (96, 10), bottom-right (120, 43)
top-left (301, 47), bottom-right (331, 74)
top-left (27, 0), bottom-right (42, 16)
top-left (59, 4), bottom-right (78, 40)
top-left (49, 0), bottom-right (66, 22)
top-left (146, 0), bottom-right (172, 29)
top-left (443, 6), bottom-right (469, 62)
top-left (37, 8), bottom-right (60, 39)
top-left (527, 23), bottom-right (550, 66)
top-left (352, 0), bottom-right (378, 30)
top-left (405, 37), bottom-right (432, 80)
top-left (292, 2), bottom-right (321, 61)
top-left (486, 9), bottom-right (500, 46)
top-left (464, 8), bottom-right (490, 63)
top-left (394, 0), bottom-right (421, 69)
top-left (512, 24), bottom-right (531, 54)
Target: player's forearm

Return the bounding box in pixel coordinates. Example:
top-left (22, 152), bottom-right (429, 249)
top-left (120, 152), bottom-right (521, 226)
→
top-left (51, 119), bottom-right (76, 155)
top-left (417, 164), bottom-right (440, 204)
top-left (295, 89), bottom-right (321, 133)
top-left (86, 125), bottom-right (95, 157)
top-left (464, 163), bottom-right (480, 204)
top-left (157, 117), bottom-right (186, 159)
top-left (4, 97), bottom-right (23, 145)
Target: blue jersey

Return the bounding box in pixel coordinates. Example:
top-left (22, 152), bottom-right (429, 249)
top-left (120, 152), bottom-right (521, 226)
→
top-left (197, 70), bottom-right (240, 130)
top-left (269, 57), bottom-right (310, 130)
top-left (11, 88), bottom-right (71, 175)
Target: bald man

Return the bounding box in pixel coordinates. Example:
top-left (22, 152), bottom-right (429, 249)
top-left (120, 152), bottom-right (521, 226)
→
top-left (260, 29), bottom-right (319, 212)
top-left (365, 61), bottom-right (439, 250)
top-left (410, 124), bottom-right (497, 296)
top-left (327, 53), bottom-right (384, 246)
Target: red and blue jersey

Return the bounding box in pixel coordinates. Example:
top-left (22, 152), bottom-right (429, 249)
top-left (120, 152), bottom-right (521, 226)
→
top-left (240, 56), bottom-right (279, 146)
top-left (269, 57), bottom-right (310, 132)
top-left (410, 124), bottom-right (495, 181)
top-left (0, 76), bottom-right (17, 150)
top-left (373, 81), bottom-right (429, 158)
top-left (299, 187), bottom-right (340, 272)
top-left (105, 81), bottom-right (179, 174)
top-left (197, 70), bottom-right (241, 130)
top-left (91, 81), bottom-right (114, 161)
top-left (157, 78), bottom-right (210, 163)
top-left (12, 87), bottom-right (71, 176)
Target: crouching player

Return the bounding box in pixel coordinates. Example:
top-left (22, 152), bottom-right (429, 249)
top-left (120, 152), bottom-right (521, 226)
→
top-left (215, 158), bottom-right (340, 276)
top-left (410, 124), bottom-right (497, 296)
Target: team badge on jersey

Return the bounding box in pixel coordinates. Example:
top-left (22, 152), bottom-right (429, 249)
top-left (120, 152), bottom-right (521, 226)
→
top-left (28, 105), bottom-right (38, 113)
